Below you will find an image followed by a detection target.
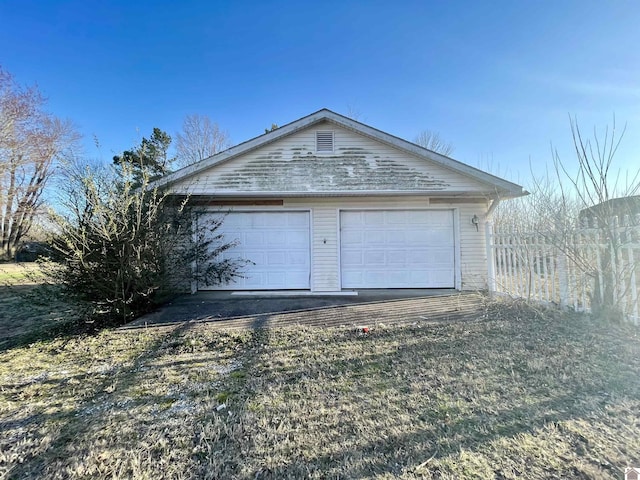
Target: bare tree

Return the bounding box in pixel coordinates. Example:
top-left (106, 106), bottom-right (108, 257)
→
top-left (0, 67), bottom-right (79, 260)
top-left (550, 117), bottom-right (640, 319)
top-left (558, 117), bottom-right (638, 212)
top-left (492, 165), bottom-right (579, 233)
top-left (413, 130), bottom-right (454, 157)
top-left (175, 114), bottom-right (230, 168)
top-left (345, 104), bottom-right (364, 122)
top-left (493, 116), bottom-right (640, 321)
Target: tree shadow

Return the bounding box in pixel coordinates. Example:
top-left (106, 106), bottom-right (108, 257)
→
top-left (2, 318), bottom-right (275, 479)
top-left (0, 282), bottom-right (93, 351)
top-left (2, 323), bottom-right (189, 479)
top-left (233, 315), bottom-right (640, 478)
top-left (6, 302), bottom-right (637, 478)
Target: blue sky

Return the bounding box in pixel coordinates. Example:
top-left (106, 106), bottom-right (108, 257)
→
top-left (1, 0), bottom-right (639, 188)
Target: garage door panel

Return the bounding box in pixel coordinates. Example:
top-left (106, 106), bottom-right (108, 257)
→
top-left (363, 250), bottom-right (385, 265)
top-left (341, 211), bottom-right (361, 225)
top-left (244, 273), bottom-right (264, 286)
top-left (340, 210), bottom-right (455, 288)
top-left (429, 210), bottom-right (454, 225)
top-left (341, 230), bottom-right (362, 245)
top-left (286, 271), bottom-right (309, 285)
top-left (222, 214), bottom-right (242, 227)
top-left (408, 210), bottom-right (430, 223)
top-left (387, 230), bottom-right (405, 243)
top-left (289, 251), bottom-right (308, 265)
top-left (365, 231), bottom-right (385, 244)
top-left (409, 271), bottom-right (430, 283)
top-left (265, 231), bottom-right (286, 246)
top-left (267, 214), bottom-right (286, 227)
top-left (267, 272), bottom-right (285, 285)
top-left (342, 271), bottom-right (363, 285)
top-left (386, 211), bottom-right (408, 224)
top-left (287, 213), bottom-right (309, 227)
top-left (387, 251), bottom-right (407, 264)
top-left (341, 250), bottom-right (363, 266)
top-left (429, 229), bottom-right (454, 243)
top-left (199, 211), bottom-right (310, 290)
top-left (245, 251), bottom-right (265, 265)
top-left (364, 270), bottom-right (389, 284)
top-left (266, 251), bottom-right (286, 265)
top-left (431, 270), bottom-right (454, 285)
top-left (428, 248), bottom-right (455, 263)
top-left (244, 232), bottom-right (265, 247)
top-left (287, 231), bottom-right (309, 247)
top-left (406, 229), bottom-right (430, 243)
top-left (407, 249), bottom-right (430, 264)
top-left (364, 211), bottom-right (385, 225)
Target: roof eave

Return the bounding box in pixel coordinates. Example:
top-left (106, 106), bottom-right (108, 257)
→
top-left (166, 189), bottom-right (524, 199)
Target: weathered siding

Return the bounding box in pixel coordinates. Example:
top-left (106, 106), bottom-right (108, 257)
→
top-left (172, 122), bottom-right (491, 195)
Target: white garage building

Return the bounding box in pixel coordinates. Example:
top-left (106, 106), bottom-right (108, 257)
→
top-left (156, 109), bottom-right (525, 293)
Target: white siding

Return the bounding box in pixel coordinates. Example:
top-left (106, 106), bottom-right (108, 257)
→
top-left (456, 203), bottom-right (490, 290)
top-left (283, 196), bottom-right (488, 291)
top-left (172, 122), bottom-right (492, 195)
top-left (310, 207), bottom-right (339, 291)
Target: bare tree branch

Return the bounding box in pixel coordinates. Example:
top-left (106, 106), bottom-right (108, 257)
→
top-left (494, 115), bottom-right (639, 320)
top-left (175, 114), bottom-right (230, 168)
top-left (0, 66), bottom-right (80, 260)
top-left (413, 130), bottom-right (454, 156)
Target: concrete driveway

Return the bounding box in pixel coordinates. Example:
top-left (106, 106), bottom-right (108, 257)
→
top-left (125, 289), bottom-right (483, 329)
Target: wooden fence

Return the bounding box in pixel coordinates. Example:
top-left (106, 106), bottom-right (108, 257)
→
top-left (486, 217), bottom-right (640, 324)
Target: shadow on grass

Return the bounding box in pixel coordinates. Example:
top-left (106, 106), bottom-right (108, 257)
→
top-left (0, 284), bottom-right (90, 352)
top-left (235, 312), bottom-right (640, 478)
top-left (5, 300), bottom-right (639, 478)
top-left (0, 283), bottom-right (174, 353)
top-left (4, 316), bottom-right (274, 479)
top-left (3, 322), bottom-right (189, 479)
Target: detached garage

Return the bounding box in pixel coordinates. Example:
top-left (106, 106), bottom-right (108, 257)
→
top-left (156, 109), bottom-right (525, 293)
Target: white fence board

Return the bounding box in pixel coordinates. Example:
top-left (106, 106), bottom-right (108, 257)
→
top-left (487, 218), bottom-right (640, 324)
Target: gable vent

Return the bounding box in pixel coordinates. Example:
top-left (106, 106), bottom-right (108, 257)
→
top-left (316, 131), bottom-right (334, 152)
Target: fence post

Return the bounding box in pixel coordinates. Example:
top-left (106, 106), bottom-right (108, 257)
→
top-left (558, 249), bottom-right (569, 308)
top-left (486, 221), bottom-right (496, 293)
top-left (627, 241), bottom-right (638, 325)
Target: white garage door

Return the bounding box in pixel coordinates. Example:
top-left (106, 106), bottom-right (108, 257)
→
top-left (199, 211), bottom-right (310, 290)
top-left (340, 210), bottom-right (455, 288)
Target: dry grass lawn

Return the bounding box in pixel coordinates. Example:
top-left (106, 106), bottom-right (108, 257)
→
top-left (1, 298), bottom-right (639, 479)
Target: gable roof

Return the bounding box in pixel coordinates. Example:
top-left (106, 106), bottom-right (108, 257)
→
top-left (155, 108), bottom-right (526, 198)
